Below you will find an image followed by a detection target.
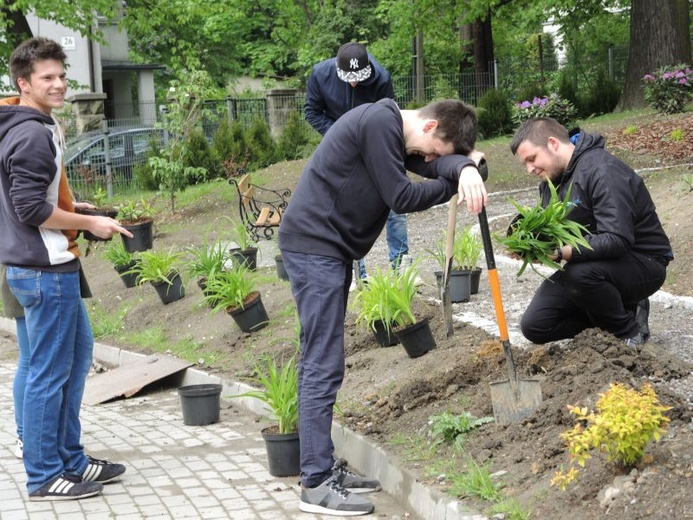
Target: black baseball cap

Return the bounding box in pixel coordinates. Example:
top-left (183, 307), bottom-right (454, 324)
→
top-left (336, 42), bottom-right (372, 83)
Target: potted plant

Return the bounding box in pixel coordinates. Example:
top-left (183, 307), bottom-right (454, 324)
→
top-left (231, 352), bottom-right (299, 476)
top-left (427, 230), bottom-right (472, 303)
top-left (128, 248), bottom-right (185, 304)
top-left (75, 187), bottom-right (119, 242)
top-left (116, 198), bottom-right (155, 252)
top-left (455, 226), bottom-right (483, 295)
top-left (355, 262), bottom-right (434, 357)
top-left (352, 266), bottom-right (400, 347)
top-left (203, 263), bottom-right (269, 332)
top-left (185, 238), bottom-right (230, 303)
top-left (102, 239), bottom-right (140, 288)
top-left (228, 220), bottom-right (258, 270)
top-left (388, 262), bottom-right (436, 357)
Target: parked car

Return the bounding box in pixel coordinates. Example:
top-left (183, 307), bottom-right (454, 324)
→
top-left (64, 127), bottom-right (164, 184)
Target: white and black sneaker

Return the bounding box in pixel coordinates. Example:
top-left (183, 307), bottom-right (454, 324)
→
top-left (29, 473), bottom-right (103, 501)
top-left (332, 459), bottom-right (381, 493)
top-left (14, 438), bottom-right (23, 459)
top-left (82, 456), bottom-right (126, 483)
top-left (300, 476), bottom-right (374, 516)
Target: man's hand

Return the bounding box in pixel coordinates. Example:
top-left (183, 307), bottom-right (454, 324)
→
top-left (457, 150), bottom-right (488, 215)
top-left (86, 216), bottom-right (134, 240)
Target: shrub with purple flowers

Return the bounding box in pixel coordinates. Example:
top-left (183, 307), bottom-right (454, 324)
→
top-left (512, 93), bottom-right (577, 129)
top-left (642, 64), bottom-right (692, 114)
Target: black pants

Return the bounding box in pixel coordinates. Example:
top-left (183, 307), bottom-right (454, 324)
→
top-left (520, 251), bottom-right (667, 343)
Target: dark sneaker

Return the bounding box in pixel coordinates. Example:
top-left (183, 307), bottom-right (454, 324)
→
top-left (635, 299), bottom-right (650, 342)
top-left (332, 459), bottom-right (381, 493)
top-left (29, 473), bottom-right (103, 501)
top-left (624, 332), bottom-right (647, 349)
top-left (299, 476), bottom-right (374, 516)
top-left (82, 456), bottom-right (126, 483)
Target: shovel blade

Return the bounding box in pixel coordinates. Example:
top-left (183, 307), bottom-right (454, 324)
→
top-left (490, 378), bottom-right (543, 424)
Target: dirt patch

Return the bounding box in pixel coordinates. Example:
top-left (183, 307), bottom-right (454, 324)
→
top-left (80, 112), bottom-right (693, 519)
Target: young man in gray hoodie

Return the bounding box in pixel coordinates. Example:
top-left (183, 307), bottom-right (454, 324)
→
top-left (0, 37), bottom-right (131, 501)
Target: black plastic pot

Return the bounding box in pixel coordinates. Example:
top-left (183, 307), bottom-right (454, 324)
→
top-left (178, 384), bottom-right (222, 426)
top-left (275, 254), bottom-right (289, 281)
top-left (229, 247), bottom-right (258, 270)
top-left (227, 291), bottom-right (269, 333)
top-left (471, 267), bottom-right (482, 295)
top-left (435, 269), bottom-right (472, 303)
top-left (114, 260), bottom-right (139, 288)
top-left (122, 219), bottom-right (154, 253)
top-left (372, 319), bottom-right (399, 347)
top-left (395, 318), bottom-right (436, 358)
top-left (261, 427), bottom-right (300, 477)
top-left (151, 271), bottom-right (185, 305)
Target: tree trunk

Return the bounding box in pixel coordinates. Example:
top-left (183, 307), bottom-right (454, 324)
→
top-left (472, 11), bottom-right (495, 99)
top-left (459, 23), bottom-right (474, 73)
top-left (415, 31), bottom-right (425, 104)
top-left (619, 0), bottom-right (692, 110)
top-left (472, 15), bottom-right (494, 75)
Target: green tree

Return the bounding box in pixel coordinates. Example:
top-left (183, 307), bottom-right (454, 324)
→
top-left (149, 67), bottom-right (216, 212)
top-left (0, 0), bottom-right (118, 84)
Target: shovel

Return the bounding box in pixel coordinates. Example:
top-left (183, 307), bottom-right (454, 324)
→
top-left (441, 194), bottom-right (458, 337)
top-left (477, 161), bottom-right (542, 424)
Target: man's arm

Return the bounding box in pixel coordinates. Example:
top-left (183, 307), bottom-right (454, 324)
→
top-left (406, 154), bottom-right (488, 215)
top-left (41, 207), bottom-right (132, 240)
top-left (304, 69), bottom-right (333, 136)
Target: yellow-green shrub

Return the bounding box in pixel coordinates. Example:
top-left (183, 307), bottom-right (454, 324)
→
top-left (551, 382), bottom-right (670, 490)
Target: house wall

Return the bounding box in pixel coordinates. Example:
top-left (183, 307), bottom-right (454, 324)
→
top-left (17, 11), bottom-right (160, 129)
top-left (26, 16), bottom-right (93, 94)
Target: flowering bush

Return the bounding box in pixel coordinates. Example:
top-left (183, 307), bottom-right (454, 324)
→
top-left (642, 64), bottom-right (692, 114)
top-left (512, 93), bottom-right (577, 128)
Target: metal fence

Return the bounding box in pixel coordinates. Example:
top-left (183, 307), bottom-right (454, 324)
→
top-left (96, 49), bottom-right (625, 134)
top-left (67, 49), bottom-right (627, 197)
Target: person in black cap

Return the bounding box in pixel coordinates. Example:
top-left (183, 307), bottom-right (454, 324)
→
top-left (305, 42), bottom-right (393, 135)
top-left (305, 42), bottom-right (411, 283)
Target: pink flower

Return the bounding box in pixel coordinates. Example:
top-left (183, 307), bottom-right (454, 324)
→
top-left (642, 74), bottom-right (655, 81)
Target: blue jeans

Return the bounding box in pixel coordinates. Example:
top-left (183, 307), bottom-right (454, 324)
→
top-left (6, 268), bottom-right (93, 493)
top-left (13, 317), bottom-right (29, 440)
top-left (357, 210), bottom-right (408, 278)
top-left (281, 251), bottom-right (351, 488)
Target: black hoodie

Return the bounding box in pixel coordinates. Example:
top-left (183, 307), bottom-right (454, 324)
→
top-left (304, 53), bottom-right (394, 136)
top-left (279, 99), bottom-right (479, 262)
top-left (543, 131), bottom-right (673, 262)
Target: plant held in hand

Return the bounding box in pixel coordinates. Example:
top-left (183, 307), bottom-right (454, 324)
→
top-left (497, 181), bottom-right (591, 277)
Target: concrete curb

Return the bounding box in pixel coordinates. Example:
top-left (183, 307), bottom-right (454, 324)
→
top-left (0, 317), bottom-right (483, 520)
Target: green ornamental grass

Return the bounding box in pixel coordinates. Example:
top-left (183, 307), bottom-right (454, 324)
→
top-left (203, 263), bottom-right (256, 312)
top-left (232, 354), bottom-right (299, 434)
top-left (498, 181), bottom-right (591, 276)
top-left (352, 262), bottom-right (420, 333)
